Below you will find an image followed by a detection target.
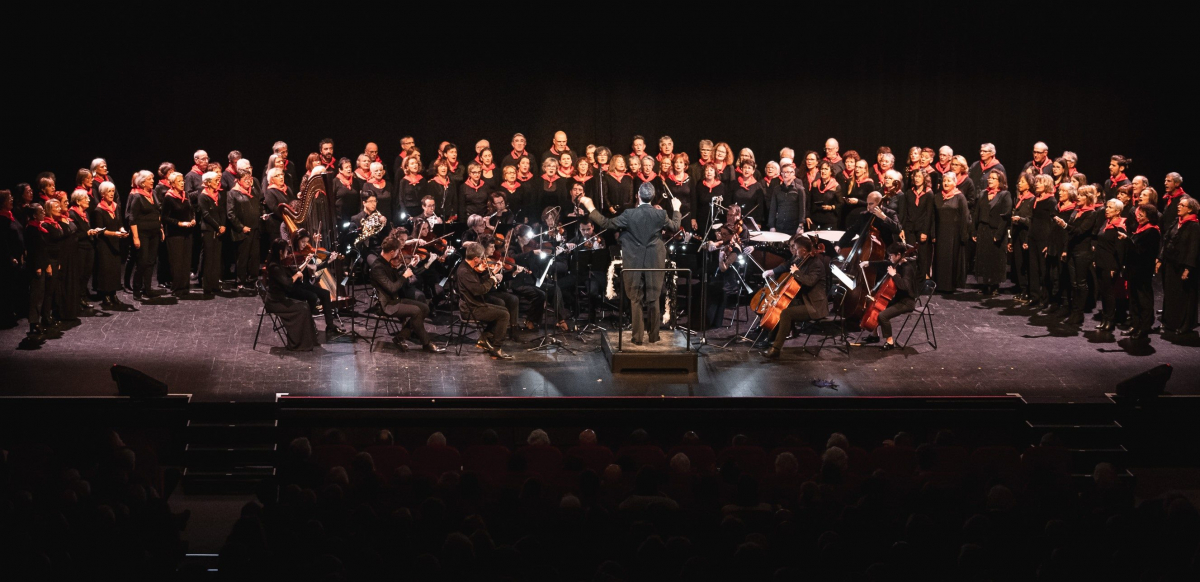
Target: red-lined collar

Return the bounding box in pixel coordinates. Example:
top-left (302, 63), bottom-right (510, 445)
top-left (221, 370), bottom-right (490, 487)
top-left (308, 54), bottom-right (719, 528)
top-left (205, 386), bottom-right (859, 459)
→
top-left (1030, 158), bottom-right (1050, 171)
top-left (403, 174), bottom-right (422, 186)
top-left (670, 173), bottom-right (688, 186)
top-left (934, 162), bottom-right (950, 174)
top-left (737, 175), bottom-right (757, 189)
top-left (1135, 222), bottom-right (1160, 235)
top-left (447, 160), bottom-right (459, 173)
top-left (97, 200), bottom-right (117, 218)
top-left (912, 185), bottom-right (930, 203)
top-left (702, 178), bottom-right (721, 188)
top-left (431, 175), bottom-right (450, 187)
top-left (337, 174), bottom-right (353, 189)
top-left (167, 188), bottom-right (187, 203)
top-left (518, 171), bottom-right (533, 181)
top-left (607, 171), bottom-right (627, 181)
top-left (942, 188), bottom-right (961, 200)
top-left (574, 174), bottom-right (593, 184)
top-left (762, 176), bottom-right (777, 187)
top-left (816, 179), bottom-right (836, 194)
top-left (638, 171), bottom-right (656, 183)
top-left (27, 218), bottom-right (48, 233)
top-left (549, 146), bottom-right (565, 157)
top-left (203, 187), bottom-right (219, 204)
top-left (130, 188), bottom-right (152, 199)
top-left (979, 159), bottom-right (999, 173)
top-left (464, 178), bottom-right (485, 191)
top-left (70, 206), bottom-right (89, 223)
top-left (557, 170), bottom-right (573, 180)
top-left (232, 183), bottom-right (252, 196)
top-left (656, 152), bottom-right (671, 162)
top-left (1101, 216), bottom-right (1126, 232)
top-left (499, 180), bottom-right (520, 193)
top-left (1163, 188), bottom-right (1186, 202)
top-left (541, 173), bottom-right (559, 185)
top-left (841, 169), bottom-right (854, 181)
top-left (366, 176), bottom-right (386, 188)
top-left (986, 187), bottom-right (1000, 195)
top-left (1035, 190), bottom-right (1056, 202)
top-left (476, 159), bottom-right (496, 172)
top-left (1014, 191), bottom-right (1035, 208)
top-left (319, 154), bottom-right (334, 167)
top-left (225, 164), bottom-right (238, 175)
top-left (1109, 173), bottom-right (1128, 185)
top-left (354, 169), bottom-right (371, 181)
top-left (956, 173), bottom-right (968, 186)
top-left (190, 165), bottom-right (204, 175)
top-left (510, 149), bottom-right (528, 160)
top-left (872, 163), bottom-right (886, 177)
top-left (823, 153), bottom-right (842, 164)
top-left (855, 177), bottom-right (872, 186)
top-left (1180, 214), bottom-right (1199, 228)
top-left (1058, 202), bottom-right (1076, 212)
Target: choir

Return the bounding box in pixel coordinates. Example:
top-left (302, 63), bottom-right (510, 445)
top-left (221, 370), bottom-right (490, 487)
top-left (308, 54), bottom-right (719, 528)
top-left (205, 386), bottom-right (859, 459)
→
top-left (1, 135), bottom-right (1196, 354)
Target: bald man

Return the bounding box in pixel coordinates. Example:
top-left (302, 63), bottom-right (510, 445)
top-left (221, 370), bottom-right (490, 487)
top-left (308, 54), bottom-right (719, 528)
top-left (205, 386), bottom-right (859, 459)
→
top-left (541, 131), bottom-right (571, 164)
top-left (822, 138), bottom-right (845, 176)
top-left (364, 142), bottom-right (380, 166)
top-left (835, 191), bottom-right (901, 250)
top-left (184, 150), bottom-right (209, 196)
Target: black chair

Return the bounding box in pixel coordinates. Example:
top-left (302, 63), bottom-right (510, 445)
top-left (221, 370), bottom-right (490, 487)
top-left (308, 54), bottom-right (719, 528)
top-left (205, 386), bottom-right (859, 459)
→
top-left (252, 278), bottom-right (288, 349)
top-left (897, 279), bottom-right (938, 350)
top-left (444, 307), bottom-right (490, 355)
top-left (365, 286), bottom-right (406, 353)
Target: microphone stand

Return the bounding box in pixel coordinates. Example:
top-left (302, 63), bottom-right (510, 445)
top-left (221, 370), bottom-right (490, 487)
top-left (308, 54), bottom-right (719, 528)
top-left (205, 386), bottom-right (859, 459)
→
top-left (688, 213), bottom-right (723, 352)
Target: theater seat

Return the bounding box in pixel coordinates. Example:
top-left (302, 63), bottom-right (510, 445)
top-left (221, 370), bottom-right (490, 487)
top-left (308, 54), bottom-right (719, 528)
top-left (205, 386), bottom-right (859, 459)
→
top-left (363, 445), bottom-right (411, 476)
top-left (615, 444), bottom-right (667, 471)
top-left (929, 445), bottom-right (969, 473)
top-left (463, 445), bottom-right (511, 482)
top-left (870, 446), bottom-right (918, 478)
top-left (411, 445), bottom-right (462, 479)
top-left (717, 445), bottom-right (769, 477)
top-left (518, 444), bottom-right (563, 478)
top-left (771, 447), bottom-right (821, 480)
top-left (565, 444), bottom-right (614, 474)
top-left (312, 444), bottom-right (357, 472)
top-left (668, 445), bottom-right (717, 474)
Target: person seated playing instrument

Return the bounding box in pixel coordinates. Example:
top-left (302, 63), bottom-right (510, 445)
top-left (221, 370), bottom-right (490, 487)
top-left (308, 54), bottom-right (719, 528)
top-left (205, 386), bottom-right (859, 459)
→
top-left (455, 241), bottom-right (513, 359)
top-left (859, 242), bottom-right (918, 350)
top-left (704, 223), bottom-right (750, 329)
top-left (415, 195), bottom-right (443, 226)
top-left (835, 191), bottom-right (901, 253)
top-left (370, 234), bottom-right (445, 353)
top-left (282, 231), bottom-right (346, 336)
top-left (350, 192), bottom-right (390, 267)
top-left (509, 224), bottom-right (570, 331)
top-left (761, 235), bottom-right (829, 359)
top-left (569, 219), bottom-right (608, 323)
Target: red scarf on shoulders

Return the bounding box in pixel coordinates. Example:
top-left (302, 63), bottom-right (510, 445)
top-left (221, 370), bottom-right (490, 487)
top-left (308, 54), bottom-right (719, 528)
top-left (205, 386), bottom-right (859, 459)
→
top-left (702, 178), bottom-right (720, 189)
top-left (355, 168), bottom-right (371, 181)
top-left (574, 174), bottom-right (593, 184)
top-left (942, 188), bottom-right (961, 201)
top-left (737, 175), bottom-right (757, 189)
top-left (509, 149), bottom-right (528, 160)
top-left (367, 175), bottom-right (387, 188)
top-left (1014, 191), bottom-right (1035, 208)
top-left (912, 185), bottom-right (931, 205)
top-left (1058, 201), bottom-right (1076, 212)
top-left (71, 205), bottom-right (89, 223)
top-left (1179, 214), bottom-right (1199, 229)
top-left (202, 187), bottom-right (219, 204)
top-left (431, 175), bottom-right (449, 187)
top-left (1101, 216), bottom-right (1126, 232)
top-left (131, 188), bottom-right (152, 200)
top-left (167, 187), bottom-right (187, 204)
top-left (607, 171), bottom-right (627, 181)
top-left (517, 170), bottom-right (533, 182)
top-left (0, 210), bottom-right (13, 221)
top-left (1109, 172), bottom-right (1128, 185)
top-left (464, 178), bottom-right (485, 191)
top-left (499, 180), bottom-right (520, 194)
top-left (97, 200), bottom-right (117, 218)
top-left (27, 218), bottom-right (48, 233)
top-left (638, 171), bottom-right (656, 183)
top-left (670, 173), bottom-right (687, 186)
top-left (190, 165), bottom-right (204, 175)
top-left (541, 173), bottom-right (559, 185)
top-left (979, 158), bottom-right (999, 173)
top-left (337, 174), bottom-right (353, 189)
top-left (403, 174), bottom-right (422, 186)
top-left (1135, 222), bottom-right (1159, 236)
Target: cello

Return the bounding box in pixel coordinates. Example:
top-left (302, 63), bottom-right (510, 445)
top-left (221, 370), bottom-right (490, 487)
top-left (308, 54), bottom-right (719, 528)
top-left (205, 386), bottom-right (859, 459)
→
top-left (859, 254), bottom-right (913, 331)
top-left (750, 252), bottom-right (811, 330)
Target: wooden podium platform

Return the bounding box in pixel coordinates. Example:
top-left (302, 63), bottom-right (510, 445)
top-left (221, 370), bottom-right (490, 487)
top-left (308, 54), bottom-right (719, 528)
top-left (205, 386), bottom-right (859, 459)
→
top-left (600, 330), bottom-right (698, 373)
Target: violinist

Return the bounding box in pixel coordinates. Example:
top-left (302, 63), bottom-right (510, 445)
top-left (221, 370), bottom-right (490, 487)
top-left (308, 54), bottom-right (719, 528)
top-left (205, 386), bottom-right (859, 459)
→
top-left (461, 213), bottom-right (491, 244)
top-left (391, 226), bottom-right (438, 305)
top-left (478, 234), bottom-right (521, 337)
top-left (836, 192), bottom-right (901, 252)
top-left (285, 229), bottom-right (346, 336)
top-left (455, 241), bottom-right (513, 359)
top-left (704, 221), bottom-right (750, 329)
top-left (761, 234), bottom-right (828, 359)
top-left (570, 220), bottom-right (607, 323)
top-left (859, 242), bottom-right (918, 350)
top-left (487, 192), bottom-right (515, 228)
top-left (507, 224), bottom-right (565, 331)
top-left (370, 234), bottom-right (443, 352)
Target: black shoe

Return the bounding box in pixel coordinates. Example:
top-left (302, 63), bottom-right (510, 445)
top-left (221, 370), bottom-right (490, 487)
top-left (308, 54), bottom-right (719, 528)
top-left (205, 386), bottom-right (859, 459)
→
top-left (423, 343), bottom-right (447, 354)
top-left (1041, 303), bottom-right (1059, 314)
top-left (648, 335), bottom-right (661, 344)
top-left (490, 346), bottom-right (513, 359)
top-left (1067, 313), bottom-right (1084, 325)
top-left (880, 342), bottom-right (896, 351)
top-left (29, 324), bottom-right (43, 337)
top-left (390, 337), bottom-right (409, 351)
top-left (477, 338), bottom-right (496, 352)
top-left (80, 298), bottom-right (92, 310)
top-left (327, 325), bottom-right (347, 336)
top-left (761, 347), bottom-right (781, 359)
top-left (862, 335), bottom-right (880, 344)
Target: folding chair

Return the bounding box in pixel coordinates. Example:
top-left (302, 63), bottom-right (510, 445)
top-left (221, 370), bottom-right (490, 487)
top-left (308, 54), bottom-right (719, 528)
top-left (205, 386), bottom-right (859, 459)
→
top-left (366, 286), bottom-right (403, 353)
top-left (445, 307), bottom-right (489, 355)
top-left (897, 279), bottom-right (938, 349)
top-left (252, 278), bottom-right (288, 349)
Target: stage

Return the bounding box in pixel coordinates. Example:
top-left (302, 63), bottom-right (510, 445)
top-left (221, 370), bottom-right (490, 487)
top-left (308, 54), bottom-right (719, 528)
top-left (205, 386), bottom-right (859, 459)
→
top-left (1, 285), bottom-right (1196, 401)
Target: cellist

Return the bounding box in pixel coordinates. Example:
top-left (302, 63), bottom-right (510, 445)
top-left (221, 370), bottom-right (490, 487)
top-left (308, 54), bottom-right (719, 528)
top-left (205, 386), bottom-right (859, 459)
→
top-left (761, 235), bottom-right (828, 359)
top-left (858, 242), bottom-right (918, 350)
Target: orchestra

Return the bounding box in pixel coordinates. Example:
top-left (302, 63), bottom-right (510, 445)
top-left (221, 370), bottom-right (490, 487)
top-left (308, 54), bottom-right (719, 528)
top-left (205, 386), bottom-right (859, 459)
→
top-left (3, 134), bottom-right (1197, 363)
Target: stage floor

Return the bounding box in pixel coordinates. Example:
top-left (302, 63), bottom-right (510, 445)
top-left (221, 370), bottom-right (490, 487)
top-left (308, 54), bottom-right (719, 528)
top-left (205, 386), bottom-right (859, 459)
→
top-left (2, 285), bottom-right (1196, 401)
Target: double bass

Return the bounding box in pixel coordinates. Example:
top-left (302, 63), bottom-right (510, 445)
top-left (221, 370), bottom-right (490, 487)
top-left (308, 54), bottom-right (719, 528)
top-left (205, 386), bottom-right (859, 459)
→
top-left (837, 214), bottom-right (886, 320)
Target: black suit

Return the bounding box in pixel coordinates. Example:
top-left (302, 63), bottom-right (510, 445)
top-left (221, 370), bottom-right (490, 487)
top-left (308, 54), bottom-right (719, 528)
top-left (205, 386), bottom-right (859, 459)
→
top-left (588, 202), bottom-right (682, 341)
top-left (370, 258), bottom-right (432, 345)
top-left (768, 254), bottom-right (830, 350)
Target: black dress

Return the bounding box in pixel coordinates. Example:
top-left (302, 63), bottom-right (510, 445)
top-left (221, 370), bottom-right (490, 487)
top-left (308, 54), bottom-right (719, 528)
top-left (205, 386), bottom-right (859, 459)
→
top-left (661, 174), bottom-right (695, 229)
top-left (263, 187), bottom-right (293, 242)
top-left (1160, 217), bottom-right (1199, 333)
top-left (46, 216), bottom-right (79, 319)
top-left (396, 175), bottom-right (425, 219)
top-left (265, 262), bottom-right (318, 351)
top-left (1093, 216), bottom-right (1127, 324)
top-left (421, 178), bottom-right (454, 222)
top-left (1027, 195), bottom-right (1058, 304)
top-left (361, 181), bottom-right (395, 225)
top-left (330, 175), bottom-right (359, 221)
top-left (808, 180), bottom-right (842, 231)
top-left (1126, 224), bottom-right (1161, 335)
top-left (933, 192), bottom-right (971, 292)
top-left (602, 172), bottom-right (635, 214)
top-left (128, 192), bottom-right (161, 296)
top-left (695, 180), bottom-right (727, 233)
top-left (459, 179), bottom-right (492, 220)
top-left (1009, 194), bottom-right (1035, 295)
top-left (494, 182), bottom-right (527, 223)
top-left (534, 175), bottom-right (567, 219)
top-left (899, 188), bottom-right (935, 279)
top-left (69, 207), bottom-right (95, 302)
top-left (841, 179), bottom-right (876, 229)
top-left (729, 177), bottom-right (766, 227)
top-left (197, 192), bottom-right (225, 293)
top-left (162, 193), bottom-right (196, 292)
top-left (972, 190), bottom-right (1012, 287)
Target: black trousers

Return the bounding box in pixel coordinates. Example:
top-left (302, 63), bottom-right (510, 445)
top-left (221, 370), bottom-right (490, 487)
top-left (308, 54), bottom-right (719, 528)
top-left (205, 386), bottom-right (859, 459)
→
top-left (878, 297), bottom-right (917, 339)
top-left (625, 271), bottom-right (665, 341)
top-left (486, 290), bottom-right (519, 330)
top-left (1096, 266), bottom-right (1118, 322)
top-left (466, 303), bottom-right (510, 344)
top-left (1161, 261), bottom-right (1198, 332)
top-left (200, 231), bottom-right (222, 292)
top-left (1128, 275), bottom-right (1155, 334)
top-left (287, 280), bottom-right (337, 327)
top-left (1011, 242), bottom-right (1029, 294)
top-left (166, 235), bottom-right (192, 293)
top-left (383, 298), bottom-right (432, 344)
top-left (1067, 251), bottom-right (1092, 316)
top-left (28, 268), bottom-right (51, 324)
top-left (78, 245), bottom-right (94, 298)
top-left (132, 237), bottom-right (160, 296)
top-left (510, 284), bottom-right (547, 324)
top-left (1027, 244), bottom-right (1047, 303)
top-left (770, 303), bottom-right (822, 350)
top-left (235, 233), bottom-right (261, 284)
top-left (1044, 253), bottom-right (1064, 306)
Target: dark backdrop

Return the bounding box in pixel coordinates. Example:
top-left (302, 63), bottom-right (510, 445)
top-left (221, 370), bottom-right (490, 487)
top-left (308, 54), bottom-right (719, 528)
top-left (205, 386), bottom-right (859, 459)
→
top-left (5, 7), bottom-right (1194, 195)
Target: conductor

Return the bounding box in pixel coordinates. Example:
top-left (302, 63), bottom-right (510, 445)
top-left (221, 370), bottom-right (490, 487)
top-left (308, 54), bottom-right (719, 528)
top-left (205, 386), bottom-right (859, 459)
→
top-left (580, 183), bottom-right (682, 344)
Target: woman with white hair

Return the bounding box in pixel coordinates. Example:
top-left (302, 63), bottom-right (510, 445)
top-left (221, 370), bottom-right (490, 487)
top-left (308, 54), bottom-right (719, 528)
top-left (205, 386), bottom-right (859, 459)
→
top-left (1093, 198), bottom-right (1128, 332)
top-left (263, 166), bottom-right (293, 242)
top-left (1053, 185), bottom-right (1100, 325)
top-left (89, 158), bottom-right (112, 201)
top-left (1159, 195), bottom-right (1199, 335)
top-left (361, 161), bottom-right (394, 224)
top-left (196, 171), bottom-right (225, 297)
top-left (933, 171), bottom-right (972, 293)
top-left (68, 190), bottom-right (103, 312)
top-left (128, 171), bottom-right (163, 300)
top-left (91, 181), bottom-right (128, 308)
top-left (162, 172), bottom-right (196, 295)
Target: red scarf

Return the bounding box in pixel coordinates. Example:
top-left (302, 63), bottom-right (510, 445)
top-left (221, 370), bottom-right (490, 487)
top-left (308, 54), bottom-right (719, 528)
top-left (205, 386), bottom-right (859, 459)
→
top-left (1109, 173), bottom-right (1128, 186)
top-left (1163, 188), bottom-right (1187, 204)
top-left (541, 173), bottom-right (559, 185)
top-left (824, 153), bottom-right (842, 164)
top-left (131, 188), bottom-right (152, 200)
top-left (355, 168), bottom-right (371, 181)
top-left (698, 158), bottom-right (710, 167)
top-left (942, 188), bottom-right (961, 201)
top-left (1180, 214), bottom-right (1199, 229)
top-left (979, 159), bottom-right (999, 173)
top-left (702, 178), bottom-right (721, 189)
top-left (157, 179), bottom-right (170, 190)
top-left (403, 174), bottom-right (422, 186)
top-left (762, 176), bottom-right (777, 187)
top-left (364, 175), bottom-right (385, 188)
top-left (607, 171), bottom-right (627, 181)
top-left (71, 206), bottom-right (89, 224)
top-left (737, 175), bottom-right (757, 189)
top-left (190, 165), bottom-right (204, 176)
top-left (816, 179), bottom-right (836, 194)
top-left (1101, 216), bottom-right (1126, 232)
top-left (1030, 158), bottom-right (1050, 172)
top-left (477, 160), bottom-right (496, 172)
top-left (1058, 201), bottom-right (1076, 213)
top-left (320, 154), bottom-right (334, 168)
top-left (167, 188), bottom-right (187, 203)
top-left (509, 149), bottom-right (528, 160)
top-left (1035, 190), bottom-right (1055, 202)
top-left (0, 210), bottom-right (12, 221)
top-left (805, 169), bottom-right (819, 185)
top-left (1014, 191), bottom-right (1035, 208)
top-left (337, 174), bottom-right (353, 189)
top-left (670, 173), bottom-right (687, 186)
top-left (934, 162), bottom-right (950, 174)
top-left (232, 183), bottom-right (251, 197)
top-left (956, 173), bottom-right (968, 186)
top-left (1068, 167), bottom-right (1077, 176)
top-left (431, 175), bottom-right (449, 187)
top-left (499, 180), bottom-right (520, 194)
top-left (873, 163), bottom-right (886, 178)
top-left (27, 218), bottom-right (48, 233)
top-left (855, 176), bottom-right (872, 186)
top-left (225, 164), bottom-right (237, 176)
top-left (447, 160), bottom-right (459, 173)
top-left (464, 178), bottom-right (485, 191)
top-left (574, 174), bottom-right (593, 184)
top-left (841, 169), bottom-right (854, 182)
top-left (549, 146), bottom-right (564, 157)
top-left (656, 152), bottom-right (671, 162)
top-left (912, 185), bottom-right (931, 205)
top-left (1135, 222), bottom-right (1160, 236)
top-left (202, 187), bottom-right (219, 204)
top-left (986, 187), bottom-right (1000, 197)
top-left (638, 171), bottom-right (656, 183)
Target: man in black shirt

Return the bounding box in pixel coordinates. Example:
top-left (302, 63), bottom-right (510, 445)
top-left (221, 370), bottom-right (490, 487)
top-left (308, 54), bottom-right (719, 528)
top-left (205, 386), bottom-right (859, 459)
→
top-left (762, 235), bottom-right (829, 359)
top-left (455, 241), bottom-right (513, 359)
top-left (371, 235), bottom-right (444, 353)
